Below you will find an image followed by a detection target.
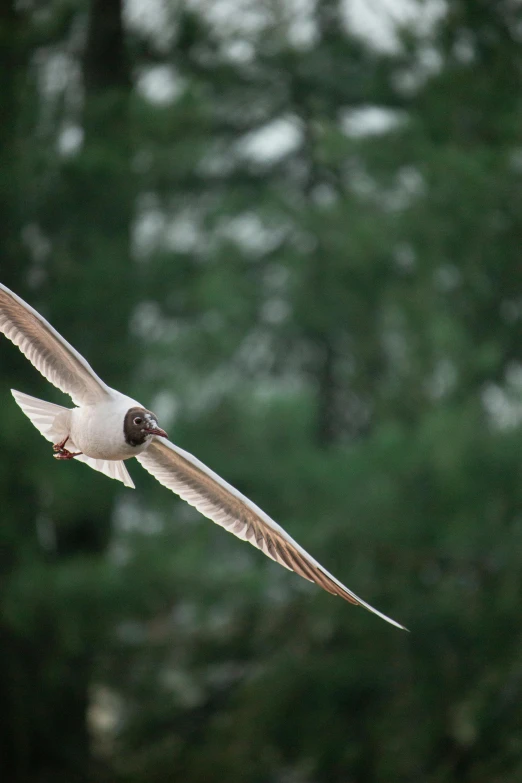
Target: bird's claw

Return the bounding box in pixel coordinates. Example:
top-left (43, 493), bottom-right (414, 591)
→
top-left (52, 437), bottom-right (82, 460)
top-left (53, 447), bottom-right (82, 460)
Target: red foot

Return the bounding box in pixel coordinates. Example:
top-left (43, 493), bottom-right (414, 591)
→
top-left (53, 436), bottom-right (82, 460)
top-left (53, 448), bottom-right (83, 460)
top-left (53, 436), bottom-right (70, 452)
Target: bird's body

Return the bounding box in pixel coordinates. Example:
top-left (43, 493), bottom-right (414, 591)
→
top-left (70, 395), bottom-right (145, 460)
top-left (0, 281), bottom-right (406, 630)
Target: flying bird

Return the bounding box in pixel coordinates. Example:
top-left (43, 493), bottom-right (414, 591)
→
top-left (0, 282), bottom-right (405, 630)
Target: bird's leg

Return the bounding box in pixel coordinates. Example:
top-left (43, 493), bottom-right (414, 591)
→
top-left (53, 435), bottom-right (70, 453)
top-left (52, 436), bottom-right (82, 460)
top-left (53, 449), bottom-right (83, 460)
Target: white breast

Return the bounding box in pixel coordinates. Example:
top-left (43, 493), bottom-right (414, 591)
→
top-left (70, 395), bottom-right (150, 461)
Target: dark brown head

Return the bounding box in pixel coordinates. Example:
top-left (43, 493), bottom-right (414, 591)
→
top-left (123, 407), bottom-right (168, 448)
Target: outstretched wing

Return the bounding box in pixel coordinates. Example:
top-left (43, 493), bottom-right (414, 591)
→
top-left (0, 283), bottom-right (111, 405)
top-left (137, 438), bottom-right (406, 630)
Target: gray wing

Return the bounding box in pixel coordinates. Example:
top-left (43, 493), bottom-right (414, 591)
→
top-left (137, 438), bottom-right (406, 630)
top-left (0, 283), bottom-right (112, 405)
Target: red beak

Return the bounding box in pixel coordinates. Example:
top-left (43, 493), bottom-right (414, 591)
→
top-left (145, 426), bottom-right (169, 439)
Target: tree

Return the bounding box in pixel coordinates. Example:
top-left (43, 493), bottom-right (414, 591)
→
top-left (1, 1), bottom-right (137, 780)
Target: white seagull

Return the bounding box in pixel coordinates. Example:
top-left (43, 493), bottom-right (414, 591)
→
top-left (0, 282), bottom-right (405, 630)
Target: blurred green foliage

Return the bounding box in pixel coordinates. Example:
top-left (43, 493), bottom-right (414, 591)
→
top-left (2, 1), bottom-right (522, 781)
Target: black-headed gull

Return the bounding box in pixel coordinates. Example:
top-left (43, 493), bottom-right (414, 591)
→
top-left (0, 282), bottom-right (405, 630)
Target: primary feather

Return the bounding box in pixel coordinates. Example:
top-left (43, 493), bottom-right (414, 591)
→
top-left (0, 283), bottom-right (110, 405)
top-left (138, 439), bottom-right (407, 630)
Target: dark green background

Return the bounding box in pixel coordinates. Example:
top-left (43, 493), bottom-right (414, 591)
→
top-left (2, 1), bottom-right (522, 781)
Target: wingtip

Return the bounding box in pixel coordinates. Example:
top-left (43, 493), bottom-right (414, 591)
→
top-left (377, 612), bottom-right (409, 632)
top-left (372, 612), bottom-right (408, 632)
top-left (374, 613), bottom-right (409, 632)
top-left (355, 600), bottom-right (408, 631)
top-left (383, 616), bottom-right (409, 632)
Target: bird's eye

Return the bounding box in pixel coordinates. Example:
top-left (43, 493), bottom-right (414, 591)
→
top-left (133, 416), bottom-right (143, 426)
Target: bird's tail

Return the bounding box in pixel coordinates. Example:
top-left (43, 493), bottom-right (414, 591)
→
top-left (11, 389), bottom-right (135, 489)
top-left (11, 389), bottom-right (70, 443)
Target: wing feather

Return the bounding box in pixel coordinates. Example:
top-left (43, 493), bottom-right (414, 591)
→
top-left (137, 438), bottom-right (406, 630)
top-left (0, 284), bottom-right (111, 405)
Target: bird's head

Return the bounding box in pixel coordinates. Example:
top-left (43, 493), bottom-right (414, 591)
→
top-left (124, 406), bottom-right (168, 447)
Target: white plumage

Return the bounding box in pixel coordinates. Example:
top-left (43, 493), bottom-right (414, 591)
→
top-left (11, 390), bottom-right (136, 488)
